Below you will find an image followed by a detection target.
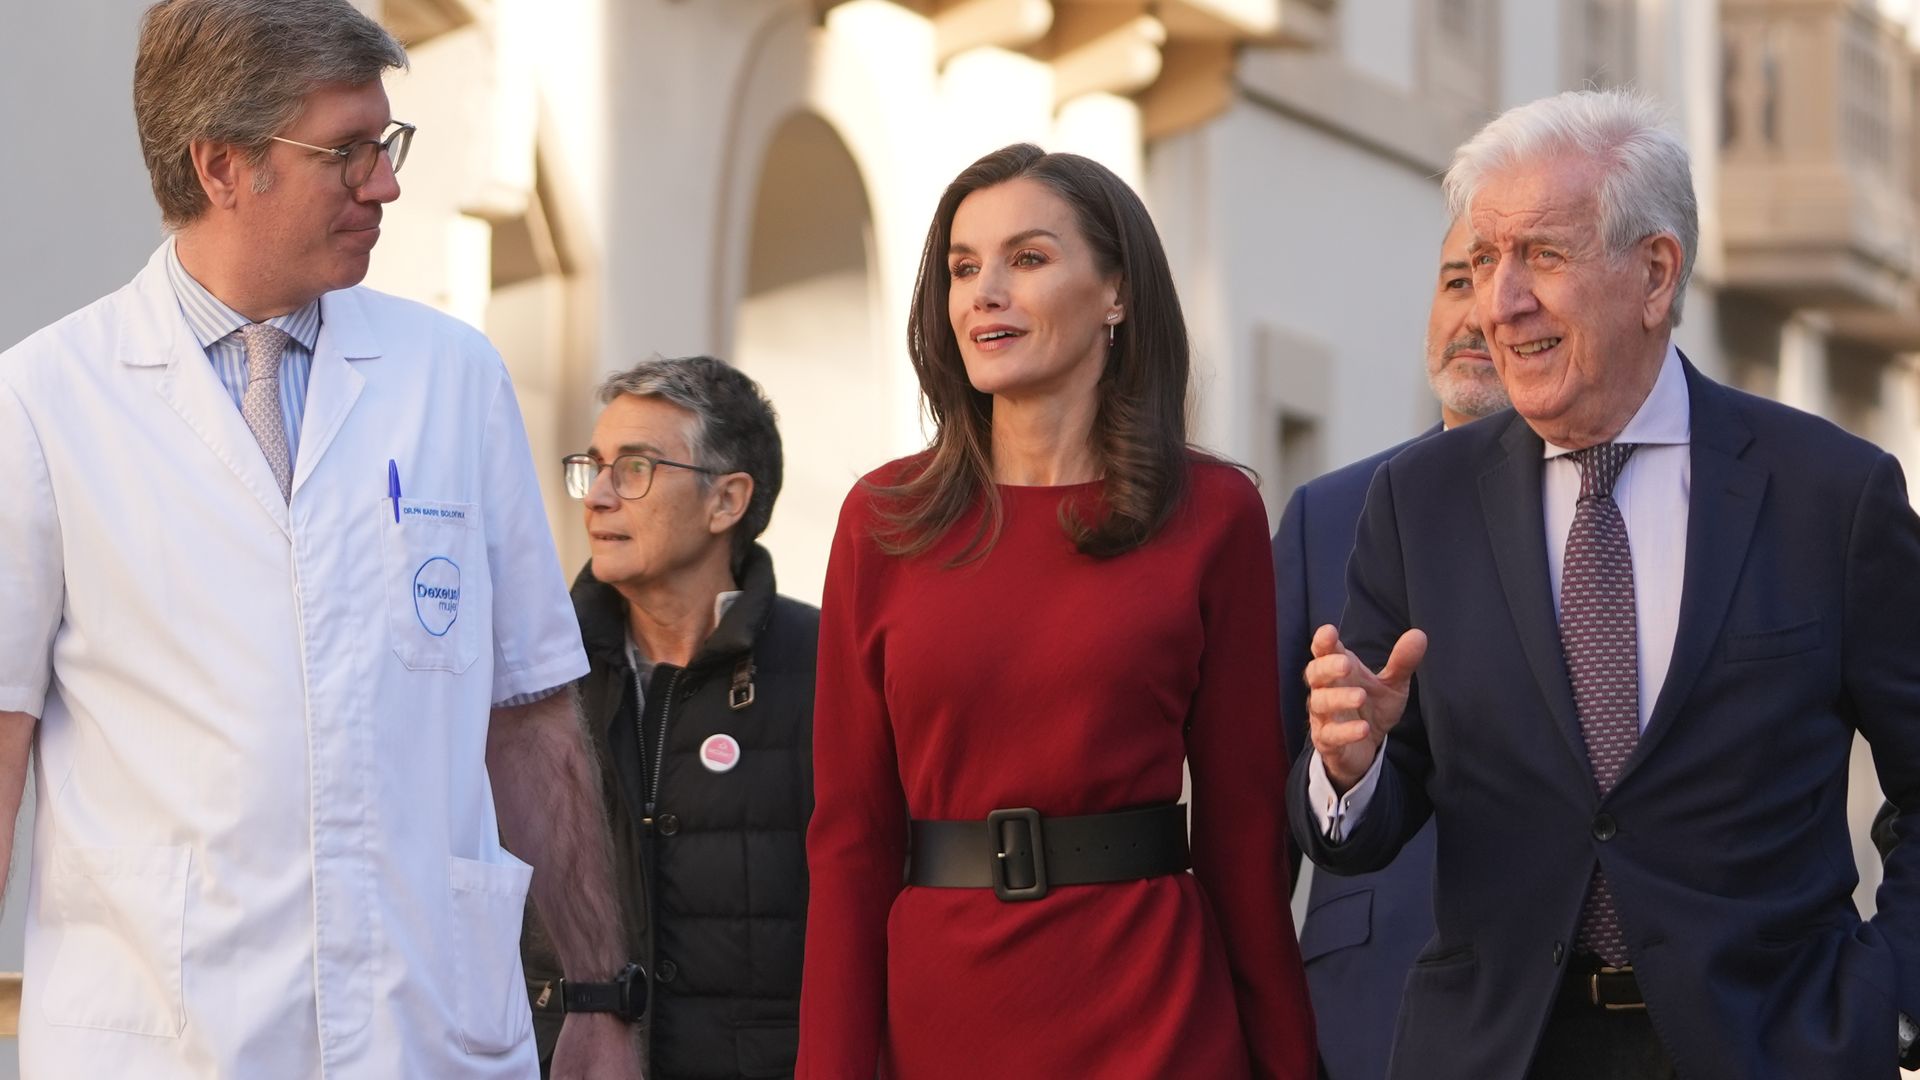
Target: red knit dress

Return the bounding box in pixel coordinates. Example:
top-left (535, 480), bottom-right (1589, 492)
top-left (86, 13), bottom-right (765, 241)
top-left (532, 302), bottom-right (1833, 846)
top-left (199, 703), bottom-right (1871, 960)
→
top-left (797, 459), bottom-right (1315, 1079)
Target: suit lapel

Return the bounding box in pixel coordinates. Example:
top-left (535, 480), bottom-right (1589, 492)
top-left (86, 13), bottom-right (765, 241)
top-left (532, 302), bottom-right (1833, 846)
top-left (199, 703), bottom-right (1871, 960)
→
top-left (1621, 362), bottom-right (1765, 785)
top-left (1477, 415), bottom-right (1589, 777)
top-left (123, 249), bottom-right (292, 536)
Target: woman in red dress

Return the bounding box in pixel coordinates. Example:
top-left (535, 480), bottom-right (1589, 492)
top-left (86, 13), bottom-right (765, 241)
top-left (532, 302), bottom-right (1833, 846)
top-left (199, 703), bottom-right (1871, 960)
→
top-left (797, 143), bottom-right (1315, 1079)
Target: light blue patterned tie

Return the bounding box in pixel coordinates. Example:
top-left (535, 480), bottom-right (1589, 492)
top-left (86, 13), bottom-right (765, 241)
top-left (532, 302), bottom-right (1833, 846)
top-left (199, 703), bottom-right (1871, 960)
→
top-left (1561, 442), bottom-right (1639, 966)
top-left (239, 323), bottom-right (293, 502)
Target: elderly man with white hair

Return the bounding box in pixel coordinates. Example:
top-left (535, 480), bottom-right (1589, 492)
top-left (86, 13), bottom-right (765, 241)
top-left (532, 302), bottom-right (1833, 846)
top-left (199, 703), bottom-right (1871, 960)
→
top-left (1290, 88), bottom-right (1920, 1079)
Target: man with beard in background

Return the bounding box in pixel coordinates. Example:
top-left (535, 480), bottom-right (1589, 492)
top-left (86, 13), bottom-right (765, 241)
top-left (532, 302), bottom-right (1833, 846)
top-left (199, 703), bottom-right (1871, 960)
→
top-left (1272, 217), bottom-right (1508, 1080)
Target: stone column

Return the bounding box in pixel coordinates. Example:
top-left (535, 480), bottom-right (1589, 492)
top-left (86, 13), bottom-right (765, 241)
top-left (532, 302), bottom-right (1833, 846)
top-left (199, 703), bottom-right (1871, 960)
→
top-left (1879, 354), bottom-right (1920, 492)
top-left (1777, 310), bottom-right (1832, 417)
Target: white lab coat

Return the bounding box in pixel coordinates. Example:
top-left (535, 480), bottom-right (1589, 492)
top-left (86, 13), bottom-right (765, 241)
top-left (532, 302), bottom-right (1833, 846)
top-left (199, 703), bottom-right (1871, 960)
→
top-left (0, 244), bottom-right (588, 1078)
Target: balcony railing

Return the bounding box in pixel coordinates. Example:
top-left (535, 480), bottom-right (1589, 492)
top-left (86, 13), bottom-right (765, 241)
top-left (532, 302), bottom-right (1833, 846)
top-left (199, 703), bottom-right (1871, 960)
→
top-left (1720, 0), bottom-right (1918, 318)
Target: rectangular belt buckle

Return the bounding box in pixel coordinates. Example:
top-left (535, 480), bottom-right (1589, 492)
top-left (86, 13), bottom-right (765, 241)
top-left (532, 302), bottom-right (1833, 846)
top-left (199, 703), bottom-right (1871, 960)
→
top-left (1591, 965), bottom-right (1645, 1011)
top-left (987, 807), bottom-right (1047, 902)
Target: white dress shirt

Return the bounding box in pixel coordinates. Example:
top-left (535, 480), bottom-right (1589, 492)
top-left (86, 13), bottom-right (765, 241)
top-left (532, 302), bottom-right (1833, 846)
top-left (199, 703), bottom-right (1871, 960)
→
top-left (165, 237), bottom-right (320, 462)
top-left (1310, 343), bottom-right (1693, 839)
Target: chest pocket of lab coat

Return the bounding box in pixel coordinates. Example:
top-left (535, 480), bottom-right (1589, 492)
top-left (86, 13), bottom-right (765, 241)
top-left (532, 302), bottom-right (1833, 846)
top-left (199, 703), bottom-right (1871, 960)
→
top-left (381, 498), bottom-right (483, 673)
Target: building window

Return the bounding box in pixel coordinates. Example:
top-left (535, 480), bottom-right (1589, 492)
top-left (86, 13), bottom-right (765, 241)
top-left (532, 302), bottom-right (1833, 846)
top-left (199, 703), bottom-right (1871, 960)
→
top-left (1841, 18), bottom-right (1893, 177)
top-left (1276, 412), bottom-right (1323, 502)
top-left (1568, 0), bottom-right (1634, 89)
top-left (1422, 0), bottom-right (1497, 114)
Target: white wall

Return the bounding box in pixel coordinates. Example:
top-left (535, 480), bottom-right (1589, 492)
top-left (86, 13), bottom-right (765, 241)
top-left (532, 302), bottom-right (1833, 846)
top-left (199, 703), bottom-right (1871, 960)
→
top-left (0, 2), bottom-right (160, 351)
top-left (1153, 101), bottom-right (1451, 525)
top-left (1340, 0), bottom-right (1420, 96)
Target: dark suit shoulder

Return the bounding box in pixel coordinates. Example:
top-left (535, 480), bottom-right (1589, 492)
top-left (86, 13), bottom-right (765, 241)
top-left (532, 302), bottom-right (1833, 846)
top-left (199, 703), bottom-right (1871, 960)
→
top-left (1303, 443), bottom-right (1407, 501)
top-left (1287, 430), bottom-right (1432, 513)
top-left (1338, 414), bottom-right (1508, 502)
top-left (1707, 377), bottom-right (1889, 467)
top-left (1381, 372), bottom-right (1897, 487)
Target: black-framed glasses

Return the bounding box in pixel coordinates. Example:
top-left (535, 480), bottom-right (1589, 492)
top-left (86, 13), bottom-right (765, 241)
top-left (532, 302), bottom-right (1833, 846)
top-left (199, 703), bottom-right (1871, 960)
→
top-left (270, 122), bottom-right (415, 188)
top-left (563, 453), bottom-right (718, 501)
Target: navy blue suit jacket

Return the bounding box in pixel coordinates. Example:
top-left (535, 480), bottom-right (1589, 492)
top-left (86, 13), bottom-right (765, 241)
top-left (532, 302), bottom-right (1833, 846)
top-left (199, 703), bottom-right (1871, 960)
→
top-left (1274, 430), bottom-right (1438, 1080)
top-left (1288, 361), bottom-right (1920, 1080)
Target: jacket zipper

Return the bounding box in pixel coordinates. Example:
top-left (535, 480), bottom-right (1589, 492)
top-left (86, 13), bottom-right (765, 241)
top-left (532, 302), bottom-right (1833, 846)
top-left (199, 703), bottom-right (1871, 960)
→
top-left (641, 667), bottom-right (683, 818)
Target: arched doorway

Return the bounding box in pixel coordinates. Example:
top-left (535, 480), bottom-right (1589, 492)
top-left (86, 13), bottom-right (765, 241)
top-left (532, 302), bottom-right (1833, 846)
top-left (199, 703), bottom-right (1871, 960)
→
top-left (733, 112), bottom-right (886, 605)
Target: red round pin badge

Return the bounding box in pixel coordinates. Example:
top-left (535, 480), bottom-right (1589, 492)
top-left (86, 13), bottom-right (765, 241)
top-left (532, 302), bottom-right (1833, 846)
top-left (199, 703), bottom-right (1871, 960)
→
top-left (699, 733), bottom-right (741, 773)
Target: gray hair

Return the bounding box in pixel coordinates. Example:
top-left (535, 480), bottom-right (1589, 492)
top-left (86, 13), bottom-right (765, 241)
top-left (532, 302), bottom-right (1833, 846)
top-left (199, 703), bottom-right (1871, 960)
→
top-left (134, 0), bottom-right (407, 229)
top-left (1443, 89), bottom-right (1698, 326)
top-left (597, 357), bottom-right (785, 566)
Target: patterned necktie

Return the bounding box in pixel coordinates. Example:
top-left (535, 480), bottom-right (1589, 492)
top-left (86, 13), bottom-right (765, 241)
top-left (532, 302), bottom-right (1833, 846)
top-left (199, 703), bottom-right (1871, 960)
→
top-left (1560, 442), bottom-right (1639, 966)
top-left (239, 323), bottom-right (294, 502)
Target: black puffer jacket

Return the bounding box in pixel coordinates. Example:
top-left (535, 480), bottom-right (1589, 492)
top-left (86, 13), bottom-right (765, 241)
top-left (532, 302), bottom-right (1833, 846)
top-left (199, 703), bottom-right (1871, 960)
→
top-left (523, 544), bottom-right (818, 1079)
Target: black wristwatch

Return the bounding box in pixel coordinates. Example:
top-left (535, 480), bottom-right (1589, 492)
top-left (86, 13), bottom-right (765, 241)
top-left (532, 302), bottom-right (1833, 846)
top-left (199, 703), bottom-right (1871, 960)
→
top-left (559, 962), bottom-right (647, 1023)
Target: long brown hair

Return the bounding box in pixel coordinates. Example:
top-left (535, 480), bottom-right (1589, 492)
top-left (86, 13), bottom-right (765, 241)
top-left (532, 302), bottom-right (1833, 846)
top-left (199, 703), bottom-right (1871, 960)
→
top-left (871, 143), bottom-right (1193, 563)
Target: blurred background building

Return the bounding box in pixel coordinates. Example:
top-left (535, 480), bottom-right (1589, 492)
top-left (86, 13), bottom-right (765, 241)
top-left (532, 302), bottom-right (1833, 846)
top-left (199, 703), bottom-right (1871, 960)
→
top-left (7, 0), bottom-right (1920, 1071)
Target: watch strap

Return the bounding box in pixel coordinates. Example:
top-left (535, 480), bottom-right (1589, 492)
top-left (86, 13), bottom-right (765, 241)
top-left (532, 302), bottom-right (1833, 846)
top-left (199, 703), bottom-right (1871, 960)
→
top-left (558, 962), bottom-right (645, 1022)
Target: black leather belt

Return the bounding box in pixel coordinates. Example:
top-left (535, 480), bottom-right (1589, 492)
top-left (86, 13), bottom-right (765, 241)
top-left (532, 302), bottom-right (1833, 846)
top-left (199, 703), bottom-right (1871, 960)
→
top-left (907, 803), bottom-right (1189, 902)
top-left (1558, 953), bottom-right (1645, 1011)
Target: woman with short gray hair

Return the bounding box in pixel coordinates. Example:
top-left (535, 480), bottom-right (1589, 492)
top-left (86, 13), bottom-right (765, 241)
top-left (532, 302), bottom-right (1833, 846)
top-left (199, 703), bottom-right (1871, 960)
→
top-left (535, 355), bottom-right (819, 1080)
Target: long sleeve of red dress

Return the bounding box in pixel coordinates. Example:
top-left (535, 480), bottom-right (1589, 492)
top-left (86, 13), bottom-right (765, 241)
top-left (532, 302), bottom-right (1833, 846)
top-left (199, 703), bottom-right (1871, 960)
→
top-left (1183, 466), bottom-right (1318, 1078)
top-left (798, 460), bottom-right (1315, 1079)
top-left (797, 467), bottom-right (907, 1077)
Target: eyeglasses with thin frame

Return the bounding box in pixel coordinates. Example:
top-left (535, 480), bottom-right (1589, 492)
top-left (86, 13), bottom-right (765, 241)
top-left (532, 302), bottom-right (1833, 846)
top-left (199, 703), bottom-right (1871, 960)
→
top-left (563, 453), bottom-right (719, 501)
top-left (269, 122), bottom-right (416, 188)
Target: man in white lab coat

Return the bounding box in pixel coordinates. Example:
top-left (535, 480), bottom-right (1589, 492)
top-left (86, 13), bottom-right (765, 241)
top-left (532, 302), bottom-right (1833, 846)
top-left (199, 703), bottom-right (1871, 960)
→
top-left (0, 1), bottom-right (642, 1077)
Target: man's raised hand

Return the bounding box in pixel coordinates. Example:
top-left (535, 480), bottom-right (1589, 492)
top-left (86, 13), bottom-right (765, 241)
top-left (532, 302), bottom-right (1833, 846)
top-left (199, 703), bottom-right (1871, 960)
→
top-left (1304, 625), bottom-right (1427, 792)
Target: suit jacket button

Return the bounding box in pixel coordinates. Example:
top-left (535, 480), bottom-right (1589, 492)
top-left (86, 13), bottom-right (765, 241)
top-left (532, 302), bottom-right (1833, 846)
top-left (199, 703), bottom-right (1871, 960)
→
top-left (1592, 814), bottom-right (1617, 842)
top-left (1553, 942), bottom-right (1565, 966)
top-left (658, 813), bottom-right (681, 836)
top-left (657, 958), bottom-right (678, 983)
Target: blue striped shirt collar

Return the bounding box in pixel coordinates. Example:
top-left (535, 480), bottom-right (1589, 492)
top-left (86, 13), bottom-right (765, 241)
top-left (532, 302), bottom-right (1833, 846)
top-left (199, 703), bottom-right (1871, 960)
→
top-left (163, 237), bottom-right (321, 353)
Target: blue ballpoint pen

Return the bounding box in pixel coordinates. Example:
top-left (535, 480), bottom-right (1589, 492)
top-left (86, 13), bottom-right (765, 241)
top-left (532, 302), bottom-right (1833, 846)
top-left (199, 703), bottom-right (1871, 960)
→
top-left (388, 460), bottom-right (401, 522)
